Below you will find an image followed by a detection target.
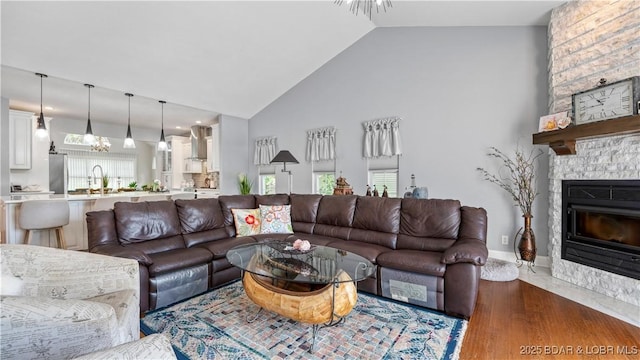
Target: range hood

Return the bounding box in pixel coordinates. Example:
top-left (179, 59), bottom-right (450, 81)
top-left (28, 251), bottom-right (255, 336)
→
top-left (188, 125), bottom-right (210, 160)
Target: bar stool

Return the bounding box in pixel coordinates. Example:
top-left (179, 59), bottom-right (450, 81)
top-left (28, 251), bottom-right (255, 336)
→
top-left (19, 200), bottom-right (70, 249)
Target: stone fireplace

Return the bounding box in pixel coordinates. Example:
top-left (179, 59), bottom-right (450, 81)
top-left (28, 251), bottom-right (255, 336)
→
top-left (548, 133), bottom-right (640, 306)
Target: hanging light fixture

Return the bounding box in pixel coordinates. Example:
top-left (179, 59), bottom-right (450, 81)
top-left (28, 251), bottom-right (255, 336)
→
top-left (123, 93), bottom-right (136, 149)
top-left (83, 83), bottom-right (96, 145)
top-left (34, 73), bottom-right (48, 139)
top-left (157, 100), bottom-right (168, 151)
top-left (334, 0), bottom-right (392, 19)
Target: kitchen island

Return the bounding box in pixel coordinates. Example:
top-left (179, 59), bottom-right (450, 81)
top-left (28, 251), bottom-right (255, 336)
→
top-left (0, 190), bottom-right (218, 250)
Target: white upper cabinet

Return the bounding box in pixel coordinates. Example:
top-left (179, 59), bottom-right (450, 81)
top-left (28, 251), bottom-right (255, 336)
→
top-left (9, 110), bottom-right (34, 169)
top-left (207, 124), bottom-right (220, 172)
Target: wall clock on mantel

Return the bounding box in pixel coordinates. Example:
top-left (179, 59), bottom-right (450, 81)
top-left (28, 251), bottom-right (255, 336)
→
top-left (571, 76), bottom-right (640, 125)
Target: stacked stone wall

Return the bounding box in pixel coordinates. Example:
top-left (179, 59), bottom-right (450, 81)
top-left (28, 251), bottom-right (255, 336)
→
top-left (547, 0), bottom-right (640, 305)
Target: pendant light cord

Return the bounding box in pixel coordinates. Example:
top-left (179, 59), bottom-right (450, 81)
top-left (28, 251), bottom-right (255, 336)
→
top-left (128, 95), bottom-right (131, 126)
top-left (87, 85), bottom-right (91, 120)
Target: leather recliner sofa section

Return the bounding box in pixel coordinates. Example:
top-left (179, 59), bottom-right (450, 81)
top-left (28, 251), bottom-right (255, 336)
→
top-left (86, 194), bottom-right (487, 319)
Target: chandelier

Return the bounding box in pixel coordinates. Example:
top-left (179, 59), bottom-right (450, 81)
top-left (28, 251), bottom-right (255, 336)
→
top-left (334, 0), bottom-right (392, 19)
top-left (91, 136), bottom-right (111, 152)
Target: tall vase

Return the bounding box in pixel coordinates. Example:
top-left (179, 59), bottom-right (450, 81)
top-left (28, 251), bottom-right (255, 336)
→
top-left (518, 213), bottom-right (536, 263)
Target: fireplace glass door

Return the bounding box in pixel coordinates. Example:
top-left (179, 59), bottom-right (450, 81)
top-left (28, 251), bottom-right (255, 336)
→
top-left (562, 180), bottom-right (640, 280)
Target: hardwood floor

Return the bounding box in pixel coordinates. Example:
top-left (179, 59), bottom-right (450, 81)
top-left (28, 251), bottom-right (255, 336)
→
top-left (460, 279), bottom-right (640, 359)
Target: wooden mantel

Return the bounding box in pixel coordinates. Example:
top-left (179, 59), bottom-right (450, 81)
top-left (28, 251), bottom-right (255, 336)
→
top-left (532, 114), bottom-right (640, 155)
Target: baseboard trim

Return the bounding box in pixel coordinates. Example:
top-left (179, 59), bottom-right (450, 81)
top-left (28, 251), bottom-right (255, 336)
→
top-left (488, 250), bottom-right (550, 268)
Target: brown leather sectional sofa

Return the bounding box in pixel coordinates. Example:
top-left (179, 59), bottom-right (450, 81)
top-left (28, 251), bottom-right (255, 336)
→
top-left (87, 194), bottom-right (488, 318)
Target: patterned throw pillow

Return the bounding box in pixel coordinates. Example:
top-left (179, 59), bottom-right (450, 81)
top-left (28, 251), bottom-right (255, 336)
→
top-left (259, 205), bottom-right (293, 234)
top-left (231, 208), bottom-right (262, 237)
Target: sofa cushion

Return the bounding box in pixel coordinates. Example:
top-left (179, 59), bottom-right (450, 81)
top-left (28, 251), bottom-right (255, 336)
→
top-left (147, 248), bottom-right (213, 276)
top-left (259, 205), bottom-right (293, 234)
top-left (196, 236), bottom-right (256, 260)
top-left (326, 240), bottom-right (392, 264)
top-left (175, 198), bottom-right (225, 234)
top-left (316, 195), bottom-right (357, 227)
top-left (115, 201), bottom-right (182, 244)
top-left (377, 250), bottom-right (446, 277)
top-left (231, 208), bottom-right (262, 236)
top-left (218, 195), bottom-right (256, 227)
top-left (289, 194), bottom-right (322, 223)
top-left (255, 194), bottom-right (290, 206)
top-left (288, 233), bottom-right (337, 246)
top-left (353, 197), bottom-right (401, 234)
top-left (397, 199), bottom-right (461, 250)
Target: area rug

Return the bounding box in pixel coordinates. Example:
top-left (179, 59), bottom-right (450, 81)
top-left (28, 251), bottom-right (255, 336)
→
top-left (481, 258), bottom-right (520, 282)
top-left (141, 281), bottom-right (467, 359)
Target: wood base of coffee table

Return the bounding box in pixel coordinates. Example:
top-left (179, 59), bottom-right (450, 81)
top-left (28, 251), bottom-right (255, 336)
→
top-left (242, 270), bottom-right (357, 325)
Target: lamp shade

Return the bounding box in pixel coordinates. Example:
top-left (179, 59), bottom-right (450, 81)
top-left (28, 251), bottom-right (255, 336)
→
top-left (270, 150), bottom-right (299, 164)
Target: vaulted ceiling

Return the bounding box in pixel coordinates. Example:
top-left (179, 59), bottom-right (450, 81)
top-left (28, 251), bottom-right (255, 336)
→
top-left (1, 1), bottom-right (564, 134)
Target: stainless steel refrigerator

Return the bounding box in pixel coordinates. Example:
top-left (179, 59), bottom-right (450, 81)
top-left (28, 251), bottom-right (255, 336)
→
top-left (49, 153), bottom-right (68, 194)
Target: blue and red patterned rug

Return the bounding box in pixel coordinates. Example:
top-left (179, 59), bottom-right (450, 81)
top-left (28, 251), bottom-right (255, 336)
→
top-left (141, 281), bottom-right (467, 359)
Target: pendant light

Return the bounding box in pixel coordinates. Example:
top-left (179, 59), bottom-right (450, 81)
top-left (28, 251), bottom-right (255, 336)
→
top-left (83, 84), bottom-right (96, 145)
top-left (123, 93), bottom-right (136, 149)
top-left (34, 73), bottom-right (48, 139)
top-left (157, 100), bottom-right (168, 151)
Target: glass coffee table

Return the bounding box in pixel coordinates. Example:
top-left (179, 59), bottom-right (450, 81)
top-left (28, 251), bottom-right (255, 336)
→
top-left (227, 241), bottom-right (376, 352)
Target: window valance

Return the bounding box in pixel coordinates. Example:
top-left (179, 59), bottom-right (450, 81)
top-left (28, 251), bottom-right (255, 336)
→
top-left (306, 127), bottom-right (336, 162)
top-left (254, 136), bottom-right (278, 165)
top-left (362, 117), bottom-right (402, 158)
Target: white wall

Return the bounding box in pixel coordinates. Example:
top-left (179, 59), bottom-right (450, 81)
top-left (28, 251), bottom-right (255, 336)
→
top-left (249, 26), bottom-right (550, 255)
top-left (219, 114), bottom-right (250, 194)
top-left (0, 98), bottom-right (10, 195)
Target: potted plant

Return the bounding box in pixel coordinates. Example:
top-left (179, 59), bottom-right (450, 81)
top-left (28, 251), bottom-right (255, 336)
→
top-left (477, 147), bottom-right (543, 266)
top-left (237, 173), bottom-right (252, 195)
top-left (102, 174), bottom-right (110, 192)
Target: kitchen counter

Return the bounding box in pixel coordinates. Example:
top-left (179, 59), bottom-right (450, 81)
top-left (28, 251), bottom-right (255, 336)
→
top-left (0, 190), bottom-right (201, 204)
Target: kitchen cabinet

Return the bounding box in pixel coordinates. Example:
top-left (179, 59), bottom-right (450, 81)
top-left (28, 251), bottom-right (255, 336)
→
top-left (195, 189), bottom-right (219, 199)
top-left (168, 135), bottom-right (188, 189)
top-left (207, 123), bottom-right (220, 172)
top-left (9, 110), bottom-right (34, 169)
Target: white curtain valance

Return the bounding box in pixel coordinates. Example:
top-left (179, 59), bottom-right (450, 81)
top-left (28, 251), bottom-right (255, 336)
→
top-left (254, 136), bottom-right (278, 165)
top-left (306, 127), bottom-right (336, 162)
top-left (363, 117), bottom-right (402, 158)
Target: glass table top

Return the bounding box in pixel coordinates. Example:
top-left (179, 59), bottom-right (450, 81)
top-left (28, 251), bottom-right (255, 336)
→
top-left (227, 241), bottom-right (376, 285)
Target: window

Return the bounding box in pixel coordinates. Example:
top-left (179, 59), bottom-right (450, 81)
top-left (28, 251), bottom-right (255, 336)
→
top-left (259, 174), bottom-right (276, 195)
top-left (368, 169), bottom-right (398, 197)
top-left (65, 149), bottom-right (137, 190)
top-left (314, 172), bottom-right (335, 195)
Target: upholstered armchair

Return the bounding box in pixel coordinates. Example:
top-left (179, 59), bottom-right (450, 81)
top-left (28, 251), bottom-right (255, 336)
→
top-left (0, 244), bottom-right (140, 359)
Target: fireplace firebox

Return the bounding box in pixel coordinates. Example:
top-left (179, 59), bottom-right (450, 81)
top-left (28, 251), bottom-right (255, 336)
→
top-left (562, 180), bottom-right (640, 280)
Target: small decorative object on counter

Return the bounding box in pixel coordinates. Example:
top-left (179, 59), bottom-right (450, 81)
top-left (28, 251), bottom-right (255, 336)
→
top-left (152, 179), bottom-right (160, 192)
top-left (333, 175), bottom-right (353, 195)
top-left (372, 185), bottom-right (379, 197)
top-left (49, 141), bottom-right (57, 154)
top-left (404, 174), bottom-right (417, 198)
top-left (365, 185), bottom-right (372, 196)
top-left (382, 185), bottom-right (388, 197)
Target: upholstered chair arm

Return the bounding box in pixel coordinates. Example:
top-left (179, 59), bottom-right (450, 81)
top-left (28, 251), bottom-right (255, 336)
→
top-left (0, 295), bottom-right (119, 359)
top-left (73, 334), bottom-right (177, 360)
top-left (1, 244), bottom-right (139, 301)
top-left (441, 239), bottom-right (488, 266)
